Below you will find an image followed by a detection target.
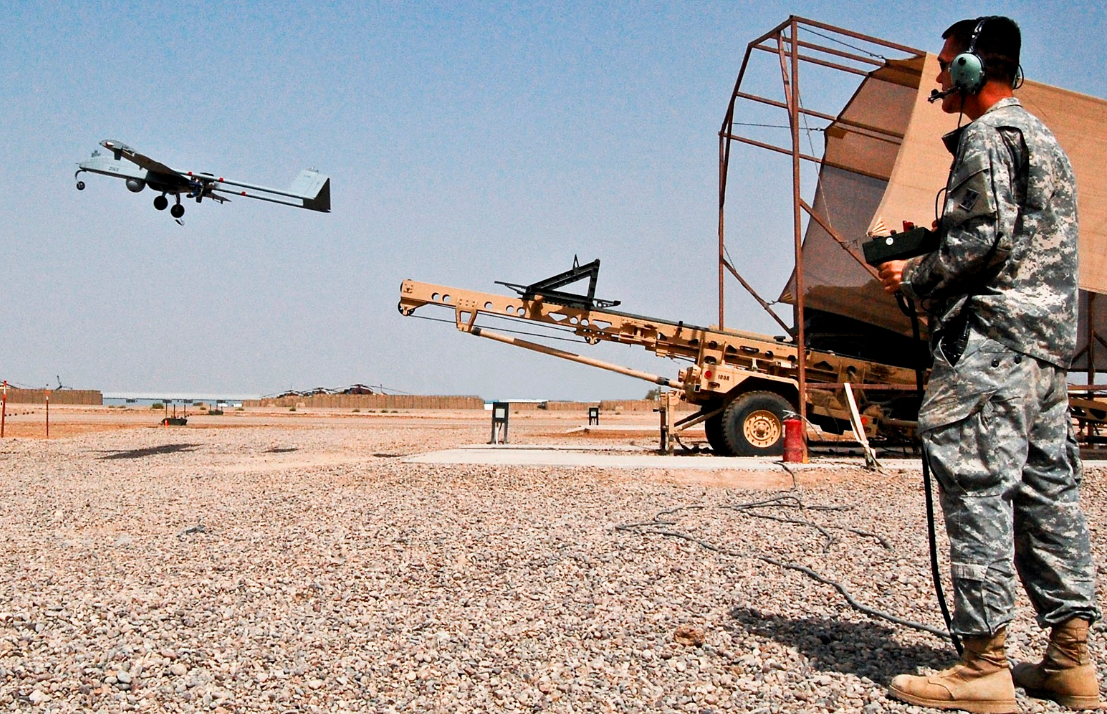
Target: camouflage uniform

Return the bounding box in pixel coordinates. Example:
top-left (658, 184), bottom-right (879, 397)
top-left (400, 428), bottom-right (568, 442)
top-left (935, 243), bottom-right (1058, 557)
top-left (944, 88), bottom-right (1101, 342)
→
top-left (901, 97), bottom-right (1099, 636)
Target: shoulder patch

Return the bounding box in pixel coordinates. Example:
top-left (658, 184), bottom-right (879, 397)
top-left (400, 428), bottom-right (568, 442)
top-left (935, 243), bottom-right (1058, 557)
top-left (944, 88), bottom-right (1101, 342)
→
top-left (958, 187), bottom-right (980, 213)
top-left (946, 167), bottom-right (996, 227)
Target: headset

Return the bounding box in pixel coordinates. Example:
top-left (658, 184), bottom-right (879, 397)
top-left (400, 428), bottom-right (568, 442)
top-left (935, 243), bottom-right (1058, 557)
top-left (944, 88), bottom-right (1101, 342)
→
top-left (948, 16), bottom-right (1024, 95)
top-left (949, 16), bottom-right (991, 94)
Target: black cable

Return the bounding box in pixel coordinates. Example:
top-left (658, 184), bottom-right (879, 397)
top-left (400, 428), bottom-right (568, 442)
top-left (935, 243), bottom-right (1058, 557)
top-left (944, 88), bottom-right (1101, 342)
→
top-left (729, 122), bottom-right (825, 131)
top-left (803, 27), bottom-right (889, 62)
top-left (896, 293), bottom-right (963, 656)
top-left (906, 103), bottom-right (965, 655)
top-left (617, 490), bottom-right (950, 640)
top-left (930, 106), bottom-right (964, 231)
top-left (933, 186), bottom-right (947, 230)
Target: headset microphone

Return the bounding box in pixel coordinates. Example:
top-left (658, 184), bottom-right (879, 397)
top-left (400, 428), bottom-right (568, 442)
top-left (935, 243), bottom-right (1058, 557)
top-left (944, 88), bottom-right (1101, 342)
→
top-left (928, 87), bottom-right (957, 103)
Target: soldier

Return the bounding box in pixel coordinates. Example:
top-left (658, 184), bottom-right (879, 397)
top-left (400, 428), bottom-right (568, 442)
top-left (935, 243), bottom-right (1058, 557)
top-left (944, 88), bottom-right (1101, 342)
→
top-left (878, 16), bottom-right (1101, 713)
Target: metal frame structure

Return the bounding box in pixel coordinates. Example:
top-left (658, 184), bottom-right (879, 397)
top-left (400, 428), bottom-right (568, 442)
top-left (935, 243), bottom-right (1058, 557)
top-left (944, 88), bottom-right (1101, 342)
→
top-left (717, 16), bottom-right (1107, 430)
top-left (718, 16), bottom-right (925, 438)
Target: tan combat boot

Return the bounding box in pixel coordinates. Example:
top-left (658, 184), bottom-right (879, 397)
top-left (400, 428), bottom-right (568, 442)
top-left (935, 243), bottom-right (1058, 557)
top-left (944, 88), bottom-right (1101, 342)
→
top-left (1011, 618), bottom-right (1103, 710)
top-left (888, 629), bottom-right (1017, 713)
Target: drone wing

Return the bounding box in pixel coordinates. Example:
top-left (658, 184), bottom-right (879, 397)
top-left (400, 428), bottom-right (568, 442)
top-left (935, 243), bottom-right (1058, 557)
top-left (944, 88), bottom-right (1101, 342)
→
top-left (100, 140), bottom-right (180, 176)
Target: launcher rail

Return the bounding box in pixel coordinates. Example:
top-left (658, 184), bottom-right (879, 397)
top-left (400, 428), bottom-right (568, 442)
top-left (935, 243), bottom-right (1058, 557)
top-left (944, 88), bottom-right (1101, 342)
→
top-left (399, 274), bottom-right (922, 456)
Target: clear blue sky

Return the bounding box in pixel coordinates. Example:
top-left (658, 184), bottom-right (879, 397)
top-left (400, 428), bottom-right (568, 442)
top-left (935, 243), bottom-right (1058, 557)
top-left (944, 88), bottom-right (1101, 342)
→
top-left (2, 1), bottom-right (1104, 400)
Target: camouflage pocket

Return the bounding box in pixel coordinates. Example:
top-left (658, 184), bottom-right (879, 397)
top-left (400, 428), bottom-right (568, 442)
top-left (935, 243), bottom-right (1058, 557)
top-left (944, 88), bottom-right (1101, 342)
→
top-left (925, 394), bottom-right (1016, 497)
top-left (919, 330), bottom-right (1003, 432)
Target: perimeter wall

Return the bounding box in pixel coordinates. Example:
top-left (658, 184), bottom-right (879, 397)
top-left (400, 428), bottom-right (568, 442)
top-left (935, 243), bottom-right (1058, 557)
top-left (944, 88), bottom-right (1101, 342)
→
top-left (243, 395), bottom-right (485, 409)
top-left (243, 395), bottom-right (692, 412)
top-left (4, 389), bottom-right (102, 405)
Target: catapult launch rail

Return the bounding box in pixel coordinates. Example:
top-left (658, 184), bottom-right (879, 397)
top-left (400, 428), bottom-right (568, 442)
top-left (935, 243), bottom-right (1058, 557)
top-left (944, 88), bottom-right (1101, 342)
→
top-left (398, 266), bottom-right (922, 456)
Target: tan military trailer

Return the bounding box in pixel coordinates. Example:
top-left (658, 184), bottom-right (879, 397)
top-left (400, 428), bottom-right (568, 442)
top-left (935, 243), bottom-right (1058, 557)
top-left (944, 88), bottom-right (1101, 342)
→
top-left (398, 258), bottom-right (920, 456)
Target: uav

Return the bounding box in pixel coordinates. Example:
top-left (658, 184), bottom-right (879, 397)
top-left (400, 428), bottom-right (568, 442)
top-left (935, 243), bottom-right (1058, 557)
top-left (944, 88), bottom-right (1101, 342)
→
top-left (75, 140), bottom-right (330, 221)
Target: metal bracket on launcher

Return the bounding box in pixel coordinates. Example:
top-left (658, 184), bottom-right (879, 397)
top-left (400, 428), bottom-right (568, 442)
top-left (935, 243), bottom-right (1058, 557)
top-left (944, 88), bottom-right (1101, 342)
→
top-left (496, 256), bottom-right (621, 310)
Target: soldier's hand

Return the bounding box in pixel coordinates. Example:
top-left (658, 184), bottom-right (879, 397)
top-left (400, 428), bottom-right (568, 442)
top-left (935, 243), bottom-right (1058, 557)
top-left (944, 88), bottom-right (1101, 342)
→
top-left (878, 260), bottom-right (908, 294)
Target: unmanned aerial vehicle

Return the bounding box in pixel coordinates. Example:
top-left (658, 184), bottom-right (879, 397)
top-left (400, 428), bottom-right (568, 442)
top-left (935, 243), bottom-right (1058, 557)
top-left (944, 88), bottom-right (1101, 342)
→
top-left (75, 140), bottom-right (330, 221)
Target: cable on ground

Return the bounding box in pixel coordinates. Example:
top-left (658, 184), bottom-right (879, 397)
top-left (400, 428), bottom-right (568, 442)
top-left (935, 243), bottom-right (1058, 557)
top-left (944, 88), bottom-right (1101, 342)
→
top-left (615, 473), bottom-right (951, 641)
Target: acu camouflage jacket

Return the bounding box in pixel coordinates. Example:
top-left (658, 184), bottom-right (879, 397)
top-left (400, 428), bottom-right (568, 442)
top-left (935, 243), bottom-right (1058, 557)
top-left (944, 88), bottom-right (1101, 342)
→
top-left (902, 96), bottom-right (1079, 369)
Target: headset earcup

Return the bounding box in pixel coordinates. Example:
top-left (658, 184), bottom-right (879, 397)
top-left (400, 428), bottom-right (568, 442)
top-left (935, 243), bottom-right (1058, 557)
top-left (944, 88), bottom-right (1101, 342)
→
top-left (950, 51), bottom-right (985, 94)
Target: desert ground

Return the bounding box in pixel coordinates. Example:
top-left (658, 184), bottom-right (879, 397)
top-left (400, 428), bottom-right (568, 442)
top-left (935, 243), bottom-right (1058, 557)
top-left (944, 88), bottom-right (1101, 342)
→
top-left (1, 405), bottom-right (1105, 713)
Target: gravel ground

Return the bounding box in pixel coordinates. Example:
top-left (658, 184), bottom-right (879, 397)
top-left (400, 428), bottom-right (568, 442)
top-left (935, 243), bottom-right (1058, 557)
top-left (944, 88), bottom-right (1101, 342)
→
top-left (1, 421), bottom-right (1105, 713)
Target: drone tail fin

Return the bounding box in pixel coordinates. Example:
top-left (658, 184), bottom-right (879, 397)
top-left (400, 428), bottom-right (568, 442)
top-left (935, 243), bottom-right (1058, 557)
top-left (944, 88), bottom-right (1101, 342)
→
top-left (289, 170), bottom-right (331, 213)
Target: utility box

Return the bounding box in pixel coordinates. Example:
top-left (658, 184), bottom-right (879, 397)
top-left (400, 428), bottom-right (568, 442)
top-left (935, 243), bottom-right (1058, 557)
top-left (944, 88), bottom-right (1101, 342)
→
top-left (588, 406), bottom-right (600, 425)
top-left (490, 401), bottom-right (509, 444)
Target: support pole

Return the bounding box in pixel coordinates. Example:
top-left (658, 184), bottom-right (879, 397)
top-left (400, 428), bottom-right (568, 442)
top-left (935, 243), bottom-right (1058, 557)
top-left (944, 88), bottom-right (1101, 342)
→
top-left (46, 389), bottom-right (50, 439)
top-left (1088, 292), bottom-right (1096, 394)
top-left (719, 132), bottom-right (727, 328)
top-left (843, 383), bottom-right (880, 469)
top-left (657, 391), bottom-right (677, 454)
top-left (788, 18), bottom-right (809, 462)
top-left (469, 326), bottom-right (681, 388)
top-left (1, 381), bottom-right (6, 438)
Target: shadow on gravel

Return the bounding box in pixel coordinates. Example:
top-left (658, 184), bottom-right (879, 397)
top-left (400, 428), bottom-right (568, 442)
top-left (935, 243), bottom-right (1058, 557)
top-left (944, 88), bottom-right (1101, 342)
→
top-left (265, 447), bottom-right (298, 453)
top-left (728, 606), bottom-right (953, 682)
top-left (100, 443), bottom-right (198, 460)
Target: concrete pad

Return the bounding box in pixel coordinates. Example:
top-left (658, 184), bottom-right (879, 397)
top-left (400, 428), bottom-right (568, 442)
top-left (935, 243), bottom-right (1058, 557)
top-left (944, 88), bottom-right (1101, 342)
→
top-left (405, 444), bottom-right (924, 472)
top-left (565, 425), bottom-right (702, 434)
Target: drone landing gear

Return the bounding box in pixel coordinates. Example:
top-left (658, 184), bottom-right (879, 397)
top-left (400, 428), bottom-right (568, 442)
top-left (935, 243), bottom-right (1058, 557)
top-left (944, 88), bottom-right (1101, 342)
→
top-left (170, 199), bottom-right (185, 219)
top-left (153, 195), bottom-right (168, 211)
top-left (76, 180), bottom-right (86, 191)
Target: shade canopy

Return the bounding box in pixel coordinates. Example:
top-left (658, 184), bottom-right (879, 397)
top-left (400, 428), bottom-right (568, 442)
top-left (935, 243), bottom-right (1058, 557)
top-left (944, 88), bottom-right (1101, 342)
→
top-left (783, 52), bottom-right (1107, 369)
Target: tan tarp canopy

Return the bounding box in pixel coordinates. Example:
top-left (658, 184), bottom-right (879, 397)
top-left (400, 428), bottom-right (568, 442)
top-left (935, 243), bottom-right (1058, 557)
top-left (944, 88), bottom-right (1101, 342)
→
top-left (784, 52), bottom-right (1107, 370)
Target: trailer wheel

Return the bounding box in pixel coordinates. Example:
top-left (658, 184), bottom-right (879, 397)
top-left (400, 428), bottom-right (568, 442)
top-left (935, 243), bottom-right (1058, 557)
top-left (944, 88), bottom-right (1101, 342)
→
top-left (705, 410), bottom-right (732, 456)
top-left (722, 391), bottom-right (790, 457)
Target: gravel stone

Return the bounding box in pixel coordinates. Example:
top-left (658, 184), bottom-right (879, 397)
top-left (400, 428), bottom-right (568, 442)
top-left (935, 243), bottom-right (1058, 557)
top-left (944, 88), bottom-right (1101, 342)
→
top-left (1, 420), bottom-right (1105, 712)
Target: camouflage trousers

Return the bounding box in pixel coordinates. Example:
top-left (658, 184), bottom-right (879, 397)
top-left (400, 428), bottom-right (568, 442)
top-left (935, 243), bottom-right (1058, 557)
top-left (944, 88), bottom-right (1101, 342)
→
top-left (919, 327), bottom-right (1100, 636)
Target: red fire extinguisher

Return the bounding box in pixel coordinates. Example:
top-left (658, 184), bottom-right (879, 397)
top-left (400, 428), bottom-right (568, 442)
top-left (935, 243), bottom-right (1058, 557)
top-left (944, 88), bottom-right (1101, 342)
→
top-left (783, 411), bottom-right (806, 463)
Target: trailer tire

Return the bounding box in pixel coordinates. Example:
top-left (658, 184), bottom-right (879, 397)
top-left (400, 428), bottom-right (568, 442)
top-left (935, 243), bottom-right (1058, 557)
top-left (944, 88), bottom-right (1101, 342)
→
top-left (705, 411), bottom-right (732, 456)
top-left (722, 391), bottom-right (790, 457)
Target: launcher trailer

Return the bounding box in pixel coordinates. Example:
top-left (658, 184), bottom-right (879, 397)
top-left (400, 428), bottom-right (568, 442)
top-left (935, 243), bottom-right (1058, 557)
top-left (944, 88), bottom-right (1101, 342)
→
top-left (398, 260), bottom-right (921, 456)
